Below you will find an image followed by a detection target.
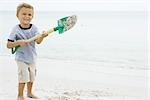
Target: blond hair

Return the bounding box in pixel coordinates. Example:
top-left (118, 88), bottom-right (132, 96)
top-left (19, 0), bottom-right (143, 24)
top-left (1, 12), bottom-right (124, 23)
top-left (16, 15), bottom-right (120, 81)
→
top-left (16, 3), bottom-right (34, 17)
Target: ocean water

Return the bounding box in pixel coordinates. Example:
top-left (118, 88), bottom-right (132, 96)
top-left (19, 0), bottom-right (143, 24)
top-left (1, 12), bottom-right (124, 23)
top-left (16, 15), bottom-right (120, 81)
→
top-left (0, 11), bottom-right (149, 70)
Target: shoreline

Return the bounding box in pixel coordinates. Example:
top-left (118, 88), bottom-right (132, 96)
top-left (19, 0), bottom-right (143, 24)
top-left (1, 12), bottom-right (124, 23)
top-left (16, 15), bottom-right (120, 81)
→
top-left (0, 55), bottom-right (149, 100)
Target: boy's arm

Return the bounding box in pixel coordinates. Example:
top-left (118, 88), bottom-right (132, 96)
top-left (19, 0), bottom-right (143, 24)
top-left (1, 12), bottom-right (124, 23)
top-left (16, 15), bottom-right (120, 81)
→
top-left (7, 40), bottom-right (26, 48)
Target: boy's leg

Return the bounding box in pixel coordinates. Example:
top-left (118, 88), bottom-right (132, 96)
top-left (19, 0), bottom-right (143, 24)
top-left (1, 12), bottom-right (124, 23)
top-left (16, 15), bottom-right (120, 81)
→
top-left (18, 83), bottom-right (25, 100)
top-left (27, 82), bottom-right (38, 98)
top-left (27, 63), bottom-right (38, 98)
top-left (27, 82), bottom-right (33, 95)
top-left (17, 96), bottom-right (24, 100)
top-left (16, 61), bottom-right (30, 100)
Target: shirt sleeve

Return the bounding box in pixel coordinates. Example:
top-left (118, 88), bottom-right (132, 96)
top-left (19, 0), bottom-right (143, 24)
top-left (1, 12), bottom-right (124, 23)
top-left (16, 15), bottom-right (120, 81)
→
top-left (8, 28), bottom-right (17, 41)
top-left (32, 24), bottom-right (39, 36)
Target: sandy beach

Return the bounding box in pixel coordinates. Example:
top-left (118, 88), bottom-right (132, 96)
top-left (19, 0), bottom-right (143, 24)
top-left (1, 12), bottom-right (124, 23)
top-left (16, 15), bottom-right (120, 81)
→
top-left (0, 0), bottom-right (149, 99)
top-left (0, 55), bottom-right (149, 100)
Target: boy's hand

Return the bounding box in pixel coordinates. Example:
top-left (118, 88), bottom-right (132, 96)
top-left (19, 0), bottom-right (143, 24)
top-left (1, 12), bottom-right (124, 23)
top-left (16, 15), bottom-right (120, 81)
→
top-left (35, 31), bottom-right (48, 44)
top-left (41, 31), bottom-right (48, 38)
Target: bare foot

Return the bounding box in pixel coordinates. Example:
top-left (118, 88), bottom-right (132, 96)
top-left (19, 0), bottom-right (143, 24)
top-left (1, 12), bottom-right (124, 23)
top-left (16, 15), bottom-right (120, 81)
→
top-left (17, 96), bottom-right (24, 100)
top-left (27, 94), bottom-right (38, 99)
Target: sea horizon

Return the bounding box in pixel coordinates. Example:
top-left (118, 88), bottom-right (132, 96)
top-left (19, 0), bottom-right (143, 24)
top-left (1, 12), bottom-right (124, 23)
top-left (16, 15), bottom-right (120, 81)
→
top-left (0, 11), bottom-right (149, 70)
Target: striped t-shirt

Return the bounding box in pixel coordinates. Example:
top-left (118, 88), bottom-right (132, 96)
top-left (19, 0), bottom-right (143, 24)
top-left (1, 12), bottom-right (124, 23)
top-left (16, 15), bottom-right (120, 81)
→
top-left (8, 24), bottom-right (39, 64)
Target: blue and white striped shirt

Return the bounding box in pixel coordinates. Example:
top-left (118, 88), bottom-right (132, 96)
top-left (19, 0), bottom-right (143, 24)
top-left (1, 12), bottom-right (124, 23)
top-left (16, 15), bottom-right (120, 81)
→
top-left (8, 24), bottom-right (39, 64)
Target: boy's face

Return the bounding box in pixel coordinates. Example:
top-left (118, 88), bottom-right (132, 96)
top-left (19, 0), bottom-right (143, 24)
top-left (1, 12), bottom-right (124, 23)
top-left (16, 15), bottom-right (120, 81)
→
top-left (17, 7), bottom-right (33, 27)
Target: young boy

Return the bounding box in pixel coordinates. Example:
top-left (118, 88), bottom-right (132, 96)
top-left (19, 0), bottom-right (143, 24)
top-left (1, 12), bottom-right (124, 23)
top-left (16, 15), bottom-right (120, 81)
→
top-left (7, 3), bottom-right (48, 100)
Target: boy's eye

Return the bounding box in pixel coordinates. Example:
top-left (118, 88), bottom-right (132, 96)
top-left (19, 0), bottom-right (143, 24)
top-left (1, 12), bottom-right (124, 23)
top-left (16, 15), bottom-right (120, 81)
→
top-left (23, 13), bottom-right (26, 15)
top-left (22, 13), bottom-right (32, 16)
top-left (28, 14), bottom-right (32, 16)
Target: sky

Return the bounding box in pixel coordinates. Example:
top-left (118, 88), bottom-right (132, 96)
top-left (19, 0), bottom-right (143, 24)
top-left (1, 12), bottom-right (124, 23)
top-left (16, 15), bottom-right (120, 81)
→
top-left (0, 0), bottom-right (147, 12)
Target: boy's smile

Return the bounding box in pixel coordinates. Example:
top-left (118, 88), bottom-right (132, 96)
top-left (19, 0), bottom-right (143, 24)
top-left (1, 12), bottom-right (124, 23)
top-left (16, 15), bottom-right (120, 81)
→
top-left (17, 7), bottom-right (33, 28)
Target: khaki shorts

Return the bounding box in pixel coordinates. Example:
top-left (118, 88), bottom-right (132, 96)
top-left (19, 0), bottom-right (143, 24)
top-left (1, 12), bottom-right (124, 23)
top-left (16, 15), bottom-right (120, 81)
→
top-left (16, 60), bottom-right (36, 83)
